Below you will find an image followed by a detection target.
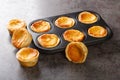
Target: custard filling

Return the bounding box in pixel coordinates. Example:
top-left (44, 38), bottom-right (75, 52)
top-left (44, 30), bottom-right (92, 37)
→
top-left (78, 11), bottom-right (97, 24)
top-left (63, 29), bottom-right (84, 42)
top-left (55, 16), bottom-right (75, 28)
top-left (38, 34), bottom-right (60, 48)
top-left (31, 20), bottom-right (51, 32)
top-left (88, 26), bottom-right (107, 38)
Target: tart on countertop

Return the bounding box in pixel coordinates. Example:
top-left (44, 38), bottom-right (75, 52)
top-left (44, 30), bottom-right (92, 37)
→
top-left (65, 42), bottom-right (88, 63)
top-left (7, 19), bottom-right (26, 35)
top-left (12, 28), bottom-right (32, 48)
top-left (16, 47), bottom-right (39, 67)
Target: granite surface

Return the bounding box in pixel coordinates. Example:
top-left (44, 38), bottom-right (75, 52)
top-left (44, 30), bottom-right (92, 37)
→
top-left (0, 0), bottom-right (120, 80)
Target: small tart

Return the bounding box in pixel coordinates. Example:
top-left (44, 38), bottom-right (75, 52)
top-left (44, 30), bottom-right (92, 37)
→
top-left (38, 34), bottom-right (60, 48)
top-left (31, 20), bottom-right (51, 33)
top-left (78, 11), bottom-right (97, 24)
top-left (88, 26), bottom-right (107, 38)
top-left (55, 16), bottom-right (75, 28)
top-left (65, 42), bottom-right (88, 63)
top-left (7, 19), bottom-right (26, 35)
top-left (12, 28), bottom-right (32, 49)
top-left (63, 29), bottom-right (84, 42)
top-left (16, 47), bottom-right (39, 67)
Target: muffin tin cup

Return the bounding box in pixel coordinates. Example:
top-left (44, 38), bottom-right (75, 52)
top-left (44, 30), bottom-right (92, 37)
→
top-left (27, 10), bottom-right (113, 54)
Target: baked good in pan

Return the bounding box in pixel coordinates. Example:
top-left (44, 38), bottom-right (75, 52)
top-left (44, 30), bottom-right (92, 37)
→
top-left (16, 47), bottom-right (39, 67)
top-left (65, 42), bottom-right (88, 63)
top-left (55, 16), bottom-right (75, 28)
top-left (78, 11), bottom-right (97, 24)
top-left (88, 26), bottom-right (107, 38)
top-left (7, 19), bottom-right (26, 35)
top-left (12, 28), bottom-right (32, 48)
top-left (63, 29), bottom-right (84, 42)
top-left (31, 20), bottom-right (51, 33)
top-left (38, 34), bottom-right (60, 48)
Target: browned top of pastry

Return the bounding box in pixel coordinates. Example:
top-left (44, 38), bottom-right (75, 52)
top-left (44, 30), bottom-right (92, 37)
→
top-left (16, 47), bottom-right (39, 62)
top-left (63, 29), bottom-right (84, 42)
top-left (38, 34), bottom-right (60, 48)
top-left (7, 19), bottom-right (26, 34)
top-left (55, 16), bottom-right (75, 28)
top-left (65, 42), bottom-right (88, 63)
top-left (78, 11), bottom-right (97, 24)
top-left (88, 26), bottom-right (107, 38)
top-left (31, 20), bottom-right (51, 33)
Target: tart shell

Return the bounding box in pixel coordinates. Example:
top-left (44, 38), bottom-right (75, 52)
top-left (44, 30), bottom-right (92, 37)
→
top-left (55, 16), bottom-right (75, 28)
top-left (38, 34), bottom-right (60, 48)
top-left (7, 19), bottom-right (26, 35)
top-left (88, 26), bottom-right (107, 38)
top-left (31, 20), bottom-right (51, 33)
top-left (12, 28), bottom-right (32, 49)
top-left (65, 42), bottom-right (88, 63)
top-left (16, 47), bottom-right (39, 67)
top-left (63, 29), bottom-right (84, 42)
top-left (78, 11), bottom-right (97, 24)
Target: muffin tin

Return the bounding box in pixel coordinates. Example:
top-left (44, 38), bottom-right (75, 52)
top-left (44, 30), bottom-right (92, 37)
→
top-left (27, 10), bottom-right (113, 54)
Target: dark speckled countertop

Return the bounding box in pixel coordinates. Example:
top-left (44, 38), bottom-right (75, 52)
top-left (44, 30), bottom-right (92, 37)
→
top-left (0, 0), bottom-right (120, 80)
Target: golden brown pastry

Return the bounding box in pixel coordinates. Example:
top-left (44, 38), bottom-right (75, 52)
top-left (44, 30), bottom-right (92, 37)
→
top-left (38, 34), bottom-right (60, 48)
top-left (63, 29), bottom-right (84, 42)
top-left (7, 19), bottom-right (26, 35)
top-left (88, 26), bottom-right (107, 38)
top-left (12, 28), bottom-right (32, 49)
top-left (55, 16), bottom-right (75, 28)
top-left (78, 11), bottom-right (97, 24)
top-left (16, 47), bottom-right (39, 67)
top-left (65, 42), bottom-right (88, 63)
top-left (31, 20), bottom-right (51, 33)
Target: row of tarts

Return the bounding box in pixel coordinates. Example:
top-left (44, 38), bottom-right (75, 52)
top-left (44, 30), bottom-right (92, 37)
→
top-left (7, 11), bottom-right (108, 67)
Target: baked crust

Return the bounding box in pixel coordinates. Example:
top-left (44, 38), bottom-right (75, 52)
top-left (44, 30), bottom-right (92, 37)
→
top-left (78, 11), bottom-right (97, 24)
top-left (7, 19), bottom-right (26, 35)
top-left (16, 47), bottom-right (39, 67)
top-left (38, 34), bottom-right (60, 48)
top-left (88, 26), bottom-right (107, 38)
top-left (12, 28), bottom-right (32, 48)
top-left (63, 29), bottom-right (84, 42)
top-left (55, 16), bottom-right (75, 28)
top-left (31, 20), bottom-right (51, 33)
top-left (65, 42), bottom-right (88, 63)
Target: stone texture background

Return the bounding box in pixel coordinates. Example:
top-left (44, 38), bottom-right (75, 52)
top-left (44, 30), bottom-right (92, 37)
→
top-left (0, 0), bottom-right (120, 80)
